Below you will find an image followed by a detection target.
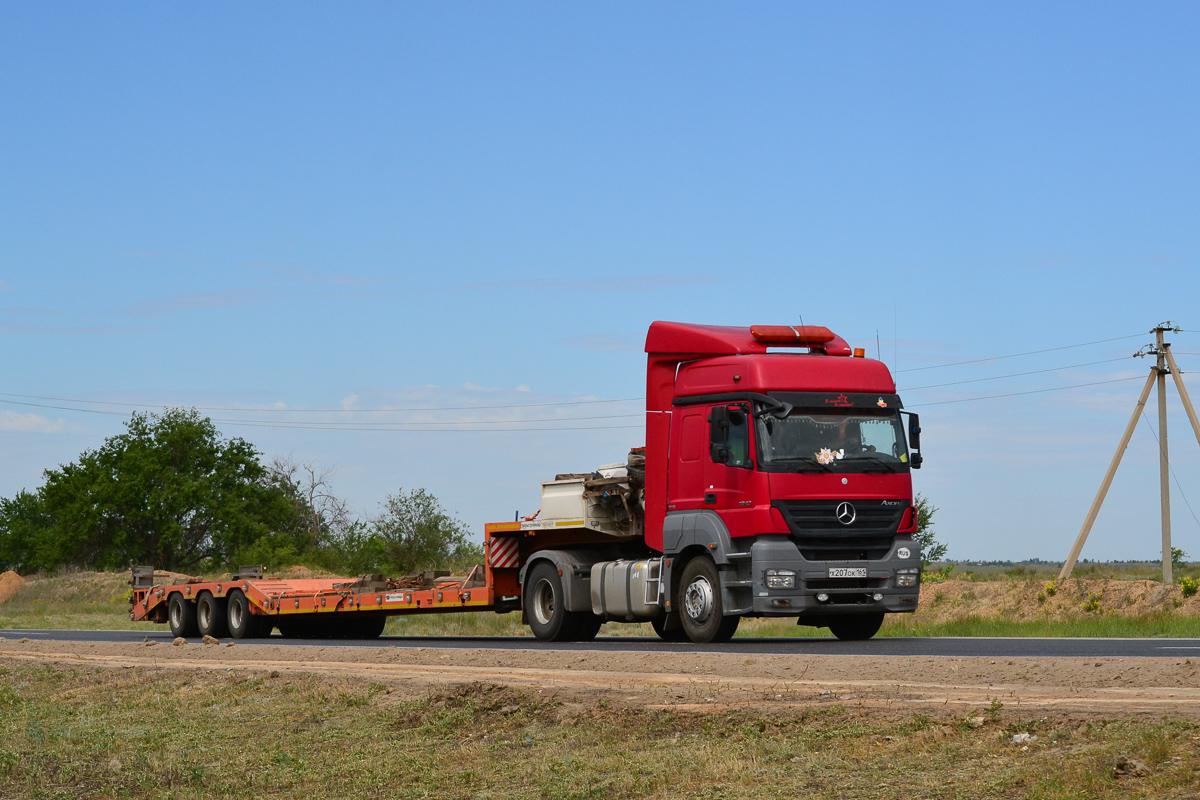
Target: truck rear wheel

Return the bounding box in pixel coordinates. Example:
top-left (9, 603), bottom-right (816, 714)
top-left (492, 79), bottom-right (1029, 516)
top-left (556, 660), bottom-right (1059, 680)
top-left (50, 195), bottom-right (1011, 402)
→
top-left (525, 562), bottom-right (579, 642)
top-left (677, 557), bottom-right (740, 644)
top-left (196, 592), bottom-right (229, 639)
top-left (828, 613), bottom-right (884, 641)
top-left (168, 593), bottom-right (199, 638)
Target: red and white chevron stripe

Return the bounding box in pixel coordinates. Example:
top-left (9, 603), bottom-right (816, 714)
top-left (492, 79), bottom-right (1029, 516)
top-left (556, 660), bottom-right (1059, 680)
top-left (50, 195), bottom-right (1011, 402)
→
top-left (489, 536), bottom-right (520, 569)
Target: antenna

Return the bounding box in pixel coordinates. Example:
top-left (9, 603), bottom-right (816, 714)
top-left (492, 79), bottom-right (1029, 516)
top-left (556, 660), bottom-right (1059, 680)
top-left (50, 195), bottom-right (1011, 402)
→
top-left (876, 331), bottom-right (882, 361)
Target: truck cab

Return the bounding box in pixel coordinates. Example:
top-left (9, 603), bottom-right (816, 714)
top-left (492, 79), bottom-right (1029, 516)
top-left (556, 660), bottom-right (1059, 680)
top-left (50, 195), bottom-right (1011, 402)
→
top-left (502, 321), bottom-right (925, 644)
top-left (645, 322), bottom-right (922, 642)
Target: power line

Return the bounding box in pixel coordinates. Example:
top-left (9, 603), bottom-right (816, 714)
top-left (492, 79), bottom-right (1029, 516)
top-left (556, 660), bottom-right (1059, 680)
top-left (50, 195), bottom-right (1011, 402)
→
top-left (1139, 410), bottom-right (1200, 534)
top-left (896, 333), bottom-right (1147, 374)
top-left (0, 391), bottom-right (644, 414)
top-left (0, 397), bottom-right (645, 428)
top-left (901, 356), bottom-right (1132, 392)
top-left (905, 375), bottom-right (1145, 408)
top-left (208, 420), bottom-right (645, 434)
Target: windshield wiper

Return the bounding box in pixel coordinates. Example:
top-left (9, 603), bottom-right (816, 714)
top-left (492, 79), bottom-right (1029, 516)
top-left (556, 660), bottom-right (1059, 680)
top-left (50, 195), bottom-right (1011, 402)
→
top-left (788, 456), bottom-right (833, 473)
top-left (841, 454), bottom-right (898, 473)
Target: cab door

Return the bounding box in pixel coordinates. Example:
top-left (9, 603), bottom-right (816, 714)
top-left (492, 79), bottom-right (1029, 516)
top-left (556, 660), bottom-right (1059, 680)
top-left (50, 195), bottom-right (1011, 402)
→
top-left (704, 403), bottom-right (758, 534)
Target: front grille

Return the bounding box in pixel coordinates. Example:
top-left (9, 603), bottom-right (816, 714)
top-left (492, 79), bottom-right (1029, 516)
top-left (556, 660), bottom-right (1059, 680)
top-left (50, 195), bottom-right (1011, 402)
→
top-left (773, 499), bottom-right (908, 561)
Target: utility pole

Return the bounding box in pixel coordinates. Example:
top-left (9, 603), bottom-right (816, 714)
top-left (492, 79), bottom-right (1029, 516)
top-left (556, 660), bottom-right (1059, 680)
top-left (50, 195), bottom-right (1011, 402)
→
top-left (1156, 325), bottom-right (1172, 584)
top-left (1060, 322), bottom-right (1191, 582)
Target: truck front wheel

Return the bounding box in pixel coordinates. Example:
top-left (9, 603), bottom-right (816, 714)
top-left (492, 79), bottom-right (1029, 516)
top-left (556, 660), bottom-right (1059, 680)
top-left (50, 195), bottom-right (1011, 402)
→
top-left (828, 613), bottom-right (884, 641)
top-left (677, 557), bottom-right (740, 644)
top-left (525, 563), bottom-right (579, 642)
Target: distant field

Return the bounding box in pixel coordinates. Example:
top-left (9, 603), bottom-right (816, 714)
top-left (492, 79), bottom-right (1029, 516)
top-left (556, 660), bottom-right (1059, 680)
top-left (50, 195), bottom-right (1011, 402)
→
top-left (3, 569), bottom-right (1200, 639)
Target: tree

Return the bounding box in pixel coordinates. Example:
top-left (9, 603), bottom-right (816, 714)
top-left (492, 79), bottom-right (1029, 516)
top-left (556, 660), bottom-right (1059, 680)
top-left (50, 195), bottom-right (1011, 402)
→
top-left (369, 488), bottom-right (483, 575)
top-left (234, 456), bottom-right (355, 569)
top-left (0, 409), bottom-right (312, 572)
top-left (913, 493), bottom-right (947, 569)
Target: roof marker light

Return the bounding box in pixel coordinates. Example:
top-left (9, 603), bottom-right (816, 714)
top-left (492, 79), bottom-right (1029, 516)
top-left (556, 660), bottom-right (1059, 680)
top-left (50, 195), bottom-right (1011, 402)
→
top-left (853, 348), bottom-right (865, 358)
top-left (749, 325), bottom-right (836, 345)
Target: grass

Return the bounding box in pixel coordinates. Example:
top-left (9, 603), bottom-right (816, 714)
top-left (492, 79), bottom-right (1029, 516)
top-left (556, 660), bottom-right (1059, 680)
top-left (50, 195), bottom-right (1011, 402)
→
top-left (0, 663), bottom-right (1196, 799)
top-left (0, 570), bottom-right (157, 632)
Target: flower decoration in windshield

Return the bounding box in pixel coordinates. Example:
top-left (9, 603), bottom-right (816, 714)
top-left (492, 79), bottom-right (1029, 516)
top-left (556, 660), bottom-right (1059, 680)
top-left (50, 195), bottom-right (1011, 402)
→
top-left (816, 447), bottom-right (845, 465)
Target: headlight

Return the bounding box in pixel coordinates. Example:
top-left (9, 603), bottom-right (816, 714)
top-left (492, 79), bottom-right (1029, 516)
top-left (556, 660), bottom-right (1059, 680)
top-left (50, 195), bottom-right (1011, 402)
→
top-left (765, 569), bottom-right (796, 589)
top-left (897, 574), bottom-right (918, 587)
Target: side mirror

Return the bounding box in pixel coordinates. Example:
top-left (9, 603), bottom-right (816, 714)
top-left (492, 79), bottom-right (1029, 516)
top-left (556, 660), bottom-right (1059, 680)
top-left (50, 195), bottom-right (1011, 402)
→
top-left (901, 411), bottom-right (922, 469)
top-left (708, 406), bottom-right (731, 464)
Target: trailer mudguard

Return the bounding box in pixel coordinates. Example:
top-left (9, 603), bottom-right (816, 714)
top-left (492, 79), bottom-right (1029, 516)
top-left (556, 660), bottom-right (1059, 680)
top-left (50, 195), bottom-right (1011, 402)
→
top-left (519, 549), bottom-right (602, 614)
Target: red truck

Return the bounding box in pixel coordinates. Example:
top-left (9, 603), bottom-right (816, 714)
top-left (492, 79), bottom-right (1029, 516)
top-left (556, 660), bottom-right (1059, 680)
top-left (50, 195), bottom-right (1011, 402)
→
top-left (131, 321), bottom-right (925, 644)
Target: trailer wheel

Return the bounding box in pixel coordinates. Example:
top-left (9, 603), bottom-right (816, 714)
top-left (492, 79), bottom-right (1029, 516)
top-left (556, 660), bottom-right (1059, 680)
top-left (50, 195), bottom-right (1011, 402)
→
top-left (168, 593), bottom-right (199, 638)
top-left (351, 615), bottom-right (386, 639)
top-left (525, 562), bottom-right (579, 641)
top-left (196, 592), bottom-right (229, 639)
top-left (277, 619), bottom-right (304, 638)
top-left (828, 613), bottom-right (884, 641)
top-left (226, 590), bottom-right (262, 639)
top-left (677, 557), bottom-right (740, 644)
top-left (650, 614), bottom-right (688, 642)
top-left (572, 613), bottom-right (603, 642)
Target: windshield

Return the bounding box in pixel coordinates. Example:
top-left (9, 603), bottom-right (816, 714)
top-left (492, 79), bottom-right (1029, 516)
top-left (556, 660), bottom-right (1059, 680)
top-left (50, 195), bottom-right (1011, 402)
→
top-left (755, 409), bottom-right (909, 473)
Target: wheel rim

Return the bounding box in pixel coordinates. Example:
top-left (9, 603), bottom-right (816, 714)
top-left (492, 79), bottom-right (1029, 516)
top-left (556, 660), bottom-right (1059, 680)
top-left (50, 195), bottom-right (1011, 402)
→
top-left (198, 600), bottom-right (210, 630)
top-left (169, 600), bottom-right (181, 629)
top-left (531, 579), bottom-right (555, 626)
top-left (230, 599), bottom-right (244, 630)
top-left (684, 576), bottom-right (715, 622)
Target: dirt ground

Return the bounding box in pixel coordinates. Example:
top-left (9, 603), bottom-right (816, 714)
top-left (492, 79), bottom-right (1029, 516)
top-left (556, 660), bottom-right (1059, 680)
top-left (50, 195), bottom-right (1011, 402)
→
top-left (3, 637), bottom-right (1199, 721)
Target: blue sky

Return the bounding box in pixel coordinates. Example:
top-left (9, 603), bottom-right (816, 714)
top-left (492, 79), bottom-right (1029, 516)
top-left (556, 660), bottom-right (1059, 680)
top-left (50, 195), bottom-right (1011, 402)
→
top-left (1, 2), bottom-right (1198, 561)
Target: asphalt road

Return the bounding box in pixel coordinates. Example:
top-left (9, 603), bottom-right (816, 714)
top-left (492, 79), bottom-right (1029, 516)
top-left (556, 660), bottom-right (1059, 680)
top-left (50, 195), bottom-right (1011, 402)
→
top-left (4, 628), bottom-right (1200, 657)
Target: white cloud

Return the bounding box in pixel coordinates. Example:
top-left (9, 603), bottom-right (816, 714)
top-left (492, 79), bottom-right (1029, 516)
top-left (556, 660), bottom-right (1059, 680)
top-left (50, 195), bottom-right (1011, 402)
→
top-left (0, 411), bottom-right (65, 433)
top-left (515, 384), bottom-right (531, 392)
top-left (341, 394), bottom-right (360, 411)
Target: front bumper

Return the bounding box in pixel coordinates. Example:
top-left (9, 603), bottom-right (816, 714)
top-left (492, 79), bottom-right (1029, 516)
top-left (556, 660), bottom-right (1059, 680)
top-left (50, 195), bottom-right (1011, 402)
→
top-left (722, 535), bottom-right (921, 617)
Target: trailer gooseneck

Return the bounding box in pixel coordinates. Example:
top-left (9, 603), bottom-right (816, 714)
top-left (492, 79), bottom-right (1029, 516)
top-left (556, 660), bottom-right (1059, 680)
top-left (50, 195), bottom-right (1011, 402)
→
top-left (131, 321), bottom-right (925, 643)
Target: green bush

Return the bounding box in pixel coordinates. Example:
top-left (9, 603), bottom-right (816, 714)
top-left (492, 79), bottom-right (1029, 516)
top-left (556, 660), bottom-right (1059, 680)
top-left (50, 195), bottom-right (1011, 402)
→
top-left (1180, 576), bottom-right (1199, 598)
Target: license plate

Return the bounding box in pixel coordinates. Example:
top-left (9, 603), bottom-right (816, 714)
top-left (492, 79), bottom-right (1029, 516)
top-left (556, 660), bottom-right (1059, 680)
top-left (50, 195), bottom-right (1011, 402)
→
top-left (828, 567), bottom-right (867, 578)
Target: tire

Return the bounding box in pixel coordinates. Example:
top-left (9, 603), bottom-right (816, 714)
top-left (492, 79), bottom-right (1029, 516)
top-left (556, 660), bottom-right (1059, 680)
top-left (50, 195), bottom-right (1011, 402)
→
top-left (196, 592), bottom-right (229, 639)
top-left (350, 615), bottom-right (387, 639)
top-left (650, 613), bottom-right (689, 642)
top-left (168, 593), bottom-right (199, 638)
top-left (525, 562), bottom-right (580, 642)
top-left (677, 557), bottom-right (740, 644)
top-left (277, 619), bottom-right (306, 639)
top-left (572, 613), bottom-right (603, 642)
top-left (254, 617), bottom-right (275, 638)
top-left (828, 613), bottom-right (884, 641)
top-left (226, 590), bottom-right (259, 640)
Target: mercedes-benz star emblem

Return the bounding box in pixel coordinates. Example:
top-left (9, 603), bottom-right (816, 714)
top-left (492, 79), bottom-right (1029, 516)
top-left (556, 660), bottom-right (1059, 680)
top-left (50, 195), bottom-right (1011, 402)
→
top-left (835, 501), bottom-right (856, 525)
